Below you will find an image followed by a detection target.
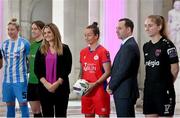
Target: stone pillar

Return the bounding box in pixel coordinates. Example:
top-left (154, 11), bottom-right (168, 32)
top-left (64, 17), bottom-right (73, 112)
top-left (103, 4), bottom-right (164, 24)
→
top-left (104, 0), bottom-right (125, 61)
top-left (53, 0), bottom-right (64, 40)
top-left (0, 0), bottom-right (3, 111)
top-left (63, 0), bottom-right (88, 99)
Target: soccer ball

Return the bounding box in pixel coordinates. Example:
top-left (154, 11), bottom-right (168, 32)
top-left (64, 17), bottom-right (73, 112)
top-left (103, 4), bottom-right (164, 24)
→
top-left (73, 79), bottom-right (89, 96)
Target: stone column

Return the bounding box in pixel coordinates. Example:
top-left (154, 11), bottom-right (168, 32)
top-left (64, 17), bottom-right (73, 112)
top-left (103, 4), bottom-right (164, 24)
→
top-left (63, 0), bottom-right (88, 99)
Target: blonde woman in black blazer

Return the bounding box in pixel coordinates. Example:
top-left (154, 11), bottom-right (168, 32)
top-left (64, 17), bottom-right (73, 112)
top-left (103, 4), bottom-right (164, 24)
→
top-left (34, 23), bottom-right (72, 117)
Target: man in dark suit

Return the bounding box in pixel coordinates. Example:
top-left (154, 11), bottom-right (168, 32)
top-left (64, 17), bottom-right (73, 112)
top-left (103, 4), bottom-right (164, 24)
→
top-left (107, 18), bottom-right (140, 117)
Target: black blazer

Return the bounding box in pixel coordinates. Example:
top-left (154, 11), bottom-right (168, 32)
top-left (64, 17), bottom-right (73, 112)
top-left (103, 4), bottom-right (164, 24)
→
top-left (109, 37), bottom-right (140, 101)
top-left (34, 44), bottom-right (72, 95)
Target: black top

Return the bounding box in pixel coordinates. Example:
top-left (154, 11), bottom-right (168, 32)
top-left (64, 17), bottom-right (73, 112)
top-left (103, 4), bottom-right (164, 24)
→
top-left (143, 37), bottom-right (179, 87)
top-left (34, 44), bottom-right (72, 95)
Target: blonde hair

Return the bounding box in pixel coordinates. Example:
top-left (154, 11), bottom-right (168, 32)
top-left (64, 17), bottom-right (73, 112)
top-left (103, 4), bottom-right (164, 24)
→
top-left (147, 15), bottom-right (168, 39)
top-left (8, 18), bottom-right (20, 30)
top-left (40, 23), bottom-right (63, 55)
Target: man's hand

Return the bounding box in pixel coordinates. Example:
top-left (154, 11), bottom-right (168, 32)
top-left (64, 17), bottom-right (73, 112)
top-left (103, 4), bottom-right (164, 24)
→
top-left (106, 84), bottom-right (112, 95)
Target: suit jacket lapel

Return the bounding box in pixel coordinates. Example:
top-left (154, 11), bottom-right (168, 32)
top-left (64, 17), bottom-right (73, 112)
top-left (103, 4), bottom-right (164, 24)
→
top-left (112, 44), bottom-right (123, 69)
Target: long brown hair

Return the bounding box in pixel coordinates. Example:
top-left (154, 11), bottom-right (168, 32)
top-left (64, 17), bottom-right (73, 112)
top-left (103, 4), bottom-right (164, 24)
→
top-left (40, 23), bottom-right (63, 55)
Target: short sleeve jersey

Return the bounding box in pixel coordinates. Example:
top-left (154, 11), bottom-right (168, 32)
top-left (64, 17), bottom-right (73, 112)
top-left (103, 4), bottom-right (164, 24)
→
top-left (28, 40), bottom-right (42, 84)
top-left (143, 37), bottom-right (179, 85)
top-left (80, 45), bottom-right (110, 83)
top-left (2, 37), bottom-right (30, 83)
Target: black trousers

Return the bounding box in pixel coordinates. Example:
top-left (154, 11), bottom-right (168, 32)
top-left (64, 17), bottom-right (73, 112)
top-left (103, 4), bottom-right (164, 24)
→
top-left (39, 87), bottom-right (69, 117)
top-left (114, 98), bottom-right (135, 117)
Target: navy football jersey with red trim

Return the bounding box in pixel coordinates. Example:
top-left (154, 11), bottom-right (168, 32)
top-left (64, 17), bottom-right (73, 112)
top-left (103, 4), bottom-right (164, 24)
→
top-left (143, 37), bottom-right (179, 84)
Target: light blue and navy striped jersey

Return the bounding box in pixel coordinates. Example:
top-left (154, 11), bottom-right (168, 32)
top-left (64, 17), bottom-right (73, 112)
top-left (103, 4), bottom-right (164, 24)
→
top-left (2, 37), bottom-right (30, 83)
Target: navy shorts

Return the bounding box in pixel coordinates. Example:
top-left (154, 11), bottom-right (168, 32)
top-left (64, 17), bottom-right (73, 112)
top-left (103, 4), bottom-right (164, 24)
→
top-left (143, 86), bottom-right (175, 116)
top-left (27, 83), bottom-right (40, 101)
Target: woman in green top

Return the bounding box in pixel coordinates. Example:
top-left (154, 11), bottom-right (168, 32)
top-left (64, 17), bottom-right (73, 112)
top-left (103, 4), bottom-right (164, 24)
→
top-left (27, 20), bottom-right (45, 117)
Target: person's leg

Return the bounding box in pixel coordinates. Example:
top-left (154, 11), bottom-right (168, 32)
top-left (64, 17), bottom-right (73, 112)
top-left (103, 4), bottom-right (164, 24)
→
top-left (143, 88), bottom-right (158, 117)
top-left (95, 88), bottom-right (110, 118)
top-left (55, 94), bottom-right (69, 117)
top-left (145, 114), bottom-right (158, 118)
top-left (99, 114), bottom-right (109, 118)
top-left (2, 83), bottom-right (16, 117)
top-left (40, 100), bottom-right (54, 117)
top-left (85, 114), bottom-right (95, 118)
top-left (14, 82), bottom-right (29, 117)
top-left (6, 102), bottom-right (15, 117)
top-left (114, 98), bottom-right (135, 117)
top-left (19, 102), bottom-right (29, 117)
top-left (40, 91), bottom-right (54, 117)
top-left (27, 84), bottom-right (42, 117)
top-left (29, 101), bottom-right (42, 117)
top-left (157, 88), bottom-right (176, 117)
top-left (82, 95), bottom-right (95, 117)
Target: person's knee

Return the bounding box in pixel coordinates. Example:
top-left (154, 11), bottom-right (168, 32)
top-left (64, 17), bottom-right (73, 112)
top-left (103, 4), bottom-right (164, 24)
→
top-left (30, 103), bottom-right (41, 113)
top-left (85, 114), bottom-right (95, 118)
top-left (19, 102), bottom-right (28, 106)
top-left (6, 102), bottom-right (15, 106)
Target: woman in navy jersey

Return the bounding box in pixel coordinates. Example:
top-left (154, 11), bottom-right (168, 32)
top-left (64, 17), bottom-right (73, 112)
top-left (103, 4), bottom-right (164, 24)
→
top-left (34, 23), bottom-right (72, 117)
top-left (79, 22), bottom-right (111, 118)
top-left (143, 15), bottom-right (179, 117)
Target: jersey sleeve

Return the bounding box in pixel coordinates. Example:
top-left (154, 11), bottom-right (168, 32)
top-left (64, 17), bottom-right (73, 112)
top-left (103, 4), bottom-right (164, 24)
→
top-left (23, 38), bottom-right (30, 56)
top-left (166, 41), bottom-right (179, 64)
top-left (100, 49), bottom-right (111, 63)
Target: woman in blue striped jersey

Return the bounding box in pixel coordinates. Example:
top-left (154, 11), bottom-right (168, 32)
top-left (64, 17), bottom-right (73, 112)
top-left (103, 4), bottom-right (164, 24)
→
top-left (1, 18), bottom-right (30, 117)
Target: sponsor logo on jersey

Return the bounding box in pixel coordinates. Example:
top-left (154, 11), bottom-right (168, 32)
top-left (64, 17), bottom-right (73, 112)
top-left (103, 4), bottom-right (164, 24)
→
top-left (145, 60), bottom-right (160, 67)
top-left (83, 62), bottom-right (96, 72)
top-left (155, 49), bottom-right (161, 57)
top-left (167, 47), bottom-right (177, 58)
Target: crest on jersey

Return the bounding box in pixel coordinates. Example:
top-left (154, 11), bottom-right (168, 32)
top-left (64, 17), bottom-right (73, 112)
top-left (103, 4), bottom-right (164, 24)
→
top-left (167, 47), bottom-right (177, 58)
top-left (94, 54), bottom-right (99, 60)
top-left (155, 49), bottom-right (161, 57)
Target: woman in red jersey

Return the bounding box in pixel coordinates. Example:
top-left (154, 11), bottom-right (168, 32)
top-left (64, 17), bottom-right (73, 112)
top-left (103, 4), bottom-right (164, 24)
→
top-left (80, 22), bottom-right (111, 118)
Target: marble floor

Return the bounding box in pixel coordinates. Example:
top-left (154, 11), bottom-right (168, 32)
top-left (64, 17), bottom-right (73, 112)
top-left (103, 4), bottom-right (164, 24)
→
top-left (1, 100), bottom-right (180, 118)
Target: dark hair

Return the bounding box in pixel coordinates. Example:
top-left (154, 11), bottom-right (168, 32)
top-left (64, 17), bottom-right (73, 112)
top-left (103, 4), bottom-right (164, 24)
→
top-left (147, 15), bottom-right (168, 39)
top-left (86, 22), bottom-right (100, 38)
top-left (119, 18), bottom-right (134, 32)
top-left (32, 20), bottom-right (45, 30)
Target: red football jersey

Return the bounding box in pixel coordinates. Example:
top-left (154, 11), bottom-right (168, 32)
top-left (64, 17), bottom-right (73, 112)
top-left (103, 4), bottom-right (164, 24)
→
top-left (80, 45), bottom-right (110, 82)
